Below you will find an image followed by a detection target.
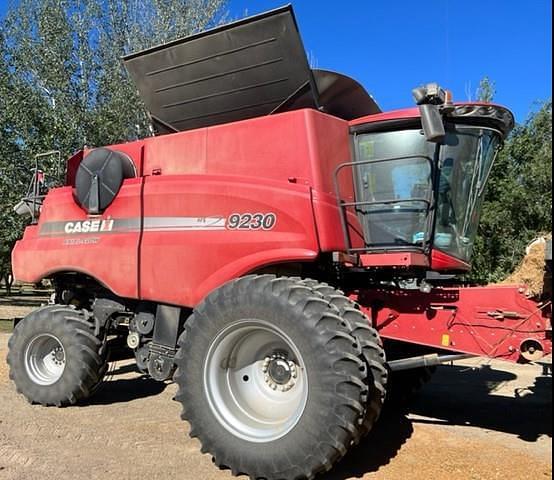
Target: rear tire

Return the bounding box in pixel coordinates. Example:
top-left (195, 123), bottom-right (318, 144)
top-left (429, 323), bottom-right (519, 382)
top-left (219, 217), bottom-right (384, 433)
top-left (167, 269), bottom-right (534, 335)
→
top-left (174, 275), bottom-right (370, 480)
top-left (7, 305), bottom-right (108, 406)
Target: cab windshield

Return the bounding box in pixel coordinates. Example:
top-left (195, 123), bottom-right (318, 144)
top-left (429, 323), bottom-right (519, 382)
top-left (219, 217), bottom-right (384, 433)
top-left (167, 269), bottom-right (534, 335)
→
top-left (353, 125), bottom-right (501, 263)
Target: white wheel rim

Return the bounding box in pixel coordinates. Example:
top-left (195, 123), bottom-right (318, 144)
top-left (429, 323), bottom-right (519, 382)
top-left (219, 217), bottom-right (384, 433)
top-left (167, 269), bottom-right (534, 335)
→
top-left (204, 320), bottom-right (308, 443)
top-left (24, 334), bottom-right (66, 386)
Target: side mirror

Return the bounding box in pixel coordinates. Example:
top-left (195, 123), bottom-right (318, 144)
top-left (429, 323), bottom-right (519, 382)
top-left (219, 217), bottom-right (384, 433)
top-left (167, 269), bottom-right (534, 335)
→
top-left (419, 104), bottom-right (446, 143)
top-left (413, 83), bottom-right (449, 144)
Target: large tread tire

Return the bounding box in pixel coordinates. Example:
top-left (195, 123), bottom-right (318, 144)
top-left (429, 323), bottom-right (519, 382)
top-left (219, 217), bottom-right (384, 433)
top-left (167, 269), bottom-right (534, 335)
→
top-left (295, 279), bottom-right (387, 440)
top-left (7, 305), bottom-right (108, 406)
top-left (174, 275), bottom-right (370, 480)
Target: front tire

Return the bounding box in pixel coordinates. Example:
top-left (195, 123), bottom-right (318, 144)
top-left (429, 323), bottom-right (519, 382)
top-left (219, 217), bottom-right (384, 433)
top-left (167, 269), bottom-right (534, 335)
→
top-left (174, 275), bottom-right (370, 480)
top-left (294, 279), bottom-right (387, 441)
top-left (7, 306), bottom-right (108, 406)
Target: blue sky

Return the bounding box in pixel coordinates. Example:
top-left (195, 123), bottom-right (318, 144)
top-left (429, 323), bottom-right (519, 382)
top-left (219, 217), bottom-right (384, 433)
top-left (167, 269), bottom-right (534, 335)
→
top-left (1, 0), bottom-right (551, 122)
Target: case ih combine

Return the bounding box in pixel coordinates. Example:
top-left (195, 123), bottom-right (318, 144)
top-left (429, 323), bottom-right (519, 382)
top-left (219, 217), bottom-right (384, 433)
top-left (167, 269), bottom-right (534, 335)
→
top-left (7, 6), bottom-right (552, 480)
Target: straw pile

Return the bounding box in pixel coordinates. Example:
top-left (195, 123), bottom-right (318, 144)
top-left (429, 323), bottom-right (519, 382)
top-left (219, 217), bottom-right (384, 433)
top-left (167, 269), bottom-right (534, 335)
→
top-left (501, 235), bottom-right (551, 296)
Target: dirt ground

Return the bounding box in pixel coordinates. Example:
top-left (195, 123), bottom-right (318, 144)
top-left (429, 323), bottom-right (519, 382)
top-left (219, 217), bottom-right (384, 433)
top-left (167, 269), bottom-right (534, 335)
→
top-left (0, 333), bottom-right (551, 480)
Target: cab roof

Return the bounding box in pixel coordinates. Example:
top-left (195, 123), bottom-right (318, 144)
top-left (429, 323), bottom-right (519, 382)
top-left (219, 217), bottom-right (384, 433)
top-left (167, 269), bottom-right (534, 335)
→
top-left (350, 103), bottom-right (515, 138)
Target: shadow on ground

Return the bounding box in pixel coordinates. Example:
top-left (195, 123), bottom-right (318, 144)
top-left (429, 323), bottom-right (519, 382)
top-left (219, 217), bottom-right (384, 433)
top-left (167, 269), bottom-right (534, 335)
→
top-left (324, 363), bottom-right (551, 479)
top-left (86, 375), bottom-right (169, 406)
top-left (51, 354), bottom-right (550, 478)
top-left (409, 365), bottom-right (552, 442)
top-left (321, 407), bottom-right (413, 480)
top-left (83, 361), bottom-right (169, 406)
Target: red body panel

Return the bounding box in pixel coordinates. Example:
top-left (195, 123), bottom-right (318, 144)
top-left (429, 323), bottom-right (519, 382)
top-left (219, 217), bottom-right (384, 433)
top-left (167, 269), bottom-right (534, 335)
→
top-left (13, 110), bottom-right (352, 305)
top-left (431, 249), bottom-right (471, 271)
top-left (13, 180), bottom-right (142, 299)
top-left (350, 107), bottom-right (421, 127)
top-left (139, 175), bottom-right (319, 306)
top-left (138, 109), bottom-right (352, 192)
top-left (354, 285), bottom-right (552, 362)
top-left (360, 252), bottom-right (429, 268)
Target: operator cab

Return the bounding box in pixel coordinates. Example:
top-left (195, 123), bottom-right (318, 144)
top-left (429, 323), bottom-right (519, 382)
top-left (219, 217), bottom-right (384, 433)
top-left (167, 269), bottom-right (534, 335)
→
top-left (344, 91), bottom-right (514, 272)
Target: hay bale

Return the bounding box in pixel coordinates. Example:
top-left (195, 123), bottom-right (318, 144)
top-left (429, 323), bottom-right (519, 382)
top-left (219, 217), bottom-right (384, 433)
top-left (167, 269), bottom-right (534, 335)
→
top-left (501, 235), bottom-right (551, 296)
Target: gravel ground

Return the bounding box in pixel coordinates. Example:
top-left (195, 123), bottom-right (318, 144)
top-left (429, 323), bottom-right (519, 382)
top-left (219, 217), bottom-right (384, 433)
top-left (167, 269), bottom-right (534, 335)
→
top-left (0, 333), bottom-right (551, 480)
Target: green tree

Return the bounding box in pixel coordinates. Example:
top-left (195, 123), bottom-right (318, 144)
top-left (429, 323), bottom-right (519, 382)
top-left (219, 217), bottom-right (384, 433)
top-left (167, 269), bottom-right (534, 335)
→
top-left (0, 33), bottom-right (27, 293)
top-left (476, 76), bottom-right (496, 103)
top-left (472, 100), bottom-right (553, 283)
top-left (0, 0), bottom-right (227, 286)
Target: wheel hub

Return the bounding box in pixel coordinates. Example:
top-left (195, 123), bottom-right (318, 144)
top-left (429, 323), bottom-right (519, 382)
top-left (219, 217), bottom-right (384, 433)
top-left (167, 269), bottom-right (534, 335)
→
top-left (52, 346), bottom-right (65, 364)
top-left (24, 334), bottom-right (66, 386)
top-left (204, 320), bottom-right (308, 443)
top-left (262, 353), bottom-right (298, 392)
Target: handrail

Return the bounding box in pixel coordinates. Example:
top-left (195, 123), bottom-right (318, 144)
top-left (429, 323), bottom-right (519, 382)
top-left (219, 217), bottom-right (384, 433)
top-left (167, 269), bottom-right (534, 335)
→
top-left (333, 154), bottom-right (435, 254)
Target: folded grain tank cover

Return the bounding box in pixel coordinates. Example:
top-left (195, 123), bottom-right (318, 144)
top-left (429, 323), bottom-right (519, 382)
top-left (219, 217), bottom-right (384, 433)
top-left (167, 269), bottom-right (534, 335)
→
top-left (123, 5), bottom-right (381, 134)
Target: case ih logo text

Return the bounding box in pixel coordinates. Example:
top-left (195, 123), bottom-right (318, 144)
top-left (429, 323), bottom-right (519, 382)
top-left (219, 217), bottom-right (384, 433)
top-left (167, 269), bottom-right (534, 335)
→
top-left (64, 219), bottom-right (115, 234)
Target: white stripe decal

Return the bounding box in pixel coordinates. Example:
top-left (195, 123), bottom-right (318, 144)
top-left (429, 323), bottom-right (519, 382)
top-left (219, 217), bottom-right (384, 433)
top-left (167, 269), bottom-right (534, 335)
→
top-left (40, 217), bottom-right (228, 237)
top-left (143, 217), bottom-right (226, 231)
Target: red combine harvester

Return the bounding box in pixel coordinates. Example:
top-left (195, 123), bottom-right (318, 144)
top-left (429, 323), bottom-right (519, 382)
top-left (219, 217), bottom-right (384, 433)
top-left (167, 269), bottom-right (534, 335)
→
top-left (8, 7), bottom-right (552, 480)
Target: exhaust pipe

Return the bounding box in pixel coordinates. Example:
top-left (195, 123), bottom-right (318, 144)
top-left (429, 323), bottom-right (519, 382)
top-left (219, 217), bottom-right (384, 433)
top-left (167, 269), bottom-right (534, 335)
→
top-left (388, 353), bottom-right (476, 372)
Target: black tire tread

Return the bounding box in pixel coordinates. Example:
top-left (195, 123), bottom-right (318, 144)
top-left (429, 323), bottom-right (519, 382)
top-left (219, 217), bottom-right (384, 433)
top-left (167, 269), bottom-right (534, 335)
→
top-left (7, 305), bottom-right (108, 406)
top-left (174, 275), bottom-right (371, 480)
top-left (295, 279), bottom-right (388, 441)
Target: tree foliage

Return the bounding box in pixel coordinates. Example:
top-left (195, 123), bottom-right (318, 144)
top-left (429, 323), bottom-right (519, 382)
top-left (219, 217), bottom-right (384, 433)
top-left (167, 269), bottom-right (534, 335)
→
top-left (471, 100), bottom-right (552, 283)
top-left (0, 0), bottom-right (227, 281)
top-left (476, 76), bottom-right (496, 103)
